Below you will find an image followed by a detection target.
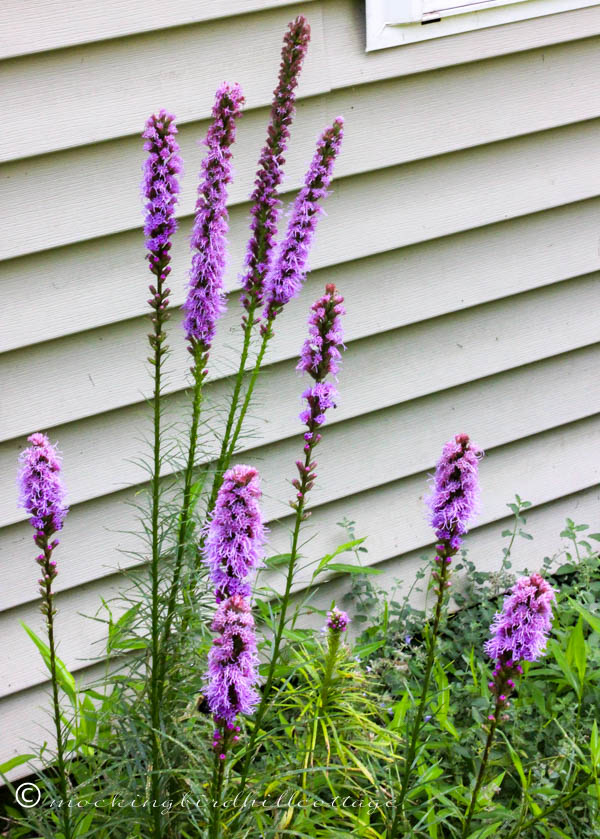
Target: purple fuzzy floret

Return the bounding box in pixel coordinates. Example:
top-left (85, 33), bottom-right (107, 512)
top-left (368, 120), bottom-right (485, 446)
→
top-left (485, 573), bottom-right (555, 664)
top-left (326, 606), bottom-right (350, 633)
top-left (426, 434), bottom-right (482, 550)
top-left (298, 284), bottom-right (346, 436)
top-left (183, 83), bottom-right (244, 348)
top-left (18, 433), bottom-right (68, 533)
top-left (298, 284), bottom-right (345, 379)
top-left (205, 594), bottom-right (260, 725)
top-left (203, 464), bottom-right (265, 602)
top-left (241, 16), bottom-right (310, 311)
top-left (141, 110), bottom-right (182, 258)
top-left (262, 118), bottom-right (344, 323)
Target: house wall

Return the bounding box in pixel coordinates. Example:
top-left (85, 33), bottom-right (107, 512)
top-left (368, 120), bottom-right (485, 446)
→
top-left (1, 0), bottom-right (599, 771)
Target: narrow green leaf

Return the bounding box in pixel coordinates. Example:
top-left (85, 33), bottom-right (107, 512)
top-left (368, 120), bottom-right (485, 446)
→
top-left (265, 553), bottom-right (292, 569)
top-left (590, 720), bottom-right (599, 766)
top-left (550, 641), bottom-right (580, 696)
top-left (21, 621), bottom-right (77, 707)
top-left (0, 754), bottom-right (35, 774)
top-left (566, 617), bottom-right (587, 684)
top-left (570, 602), bottom-right (600, 634)
top-left (354, 640), bottom-right (384, 658)
top-left (314, 538), bottom-right (367, 575)
top-left (467, 821), bottom-right (503, 839)
top-left (327, 562), bottom-right (381, 575)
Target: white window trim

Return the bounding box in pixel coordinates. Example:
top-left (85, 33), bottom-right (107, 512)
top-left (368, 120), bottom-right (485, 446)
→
top-left (366, 0), bottom-right (600, 51)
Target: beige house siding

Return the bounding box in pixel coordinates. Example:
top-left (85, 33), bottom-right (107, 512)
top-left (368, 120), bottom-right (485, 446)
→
top-left (1, 0), bottom-right (598, 771)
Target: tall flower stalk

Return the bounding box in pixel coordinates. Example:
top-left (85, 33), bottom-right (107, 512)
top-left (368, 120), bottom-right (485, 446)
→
top-left (320, 606), bottom-right (350, 709)
top-left (227, 119), bottom-right (344, 464)
top-left (209, 16), bottom-right (310, 509)
top-left (207, 115), bottom-right (344, 524)
top-left (18, 434), bottom-right (71, 839)
top-left (203, 465), bottom-right (263, 839)
top-left (141, 109), bottom-right (182, 839)
top-left (301, 606), bottom-right (351, 794)
top-left (160, 84), bottom-right (243, 674)
top-left (237, 283), bottom-right (346, 788)
top-left (462, 573), bottom-right (555, 836)
top-left (389, 434), bottom-right (482, 836)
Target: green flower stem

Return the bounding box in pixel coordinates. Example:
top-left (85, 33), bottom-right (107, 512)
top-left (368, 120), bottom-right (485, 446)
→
top-left (40, 559), bottom-right (72, 839)
top-left (147, 276), bottom-right (169, 839)
top-left (388, 547), bottom-right (454, 838)
top-left (505, 778), bottom-right (590, 839)
top-left (195, 315), bottom-right (273, 587)
top-left (209, 728), bottom-right (232, 839)
top-left (302, 628), bottom-right (341, 795)
top-left (220, 318), bottom-right (273, 477)
top-left (462, 715), bottom-right (499, 838)
top-left (204, 303), bottom-right (260, 524)
top-left (320, 630), bottom-right (341, 710)
top-left (158, 345), bottom-right (207, 690)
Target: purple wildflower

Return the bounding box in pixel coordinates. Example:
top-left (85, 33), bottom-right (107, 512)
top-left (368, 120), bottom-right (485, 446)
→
top-left (426, 434), bottom-right (482, 552)
top-left (298, 284), bottom-right (346, 442)
top-left (141, 110), bottom-right (182, 291)
top-left (183, 83), bottom-right (244, 350)
top-left (291, 285), bottom-right (346, 510)
top-left (205, 594), bottom-right (260, 725)
top-left (485, 573), bottom-right (555, 665)
top-left (483, 573), bottom-right (555, 725)
top-left (262, 118), bottom-right (345, 326)
top-left (18, 433), bottom-right (68, 605)
top-left (298, 283), bottom-right (346, 379)
top-left (326, 606), bottom-right (350, 633)
top-left (18, 433), bottom-right (68, 534)
top-left (241, 16), bottom-right (311, 313)
top-left (203, 464), bottom-right (265, 602)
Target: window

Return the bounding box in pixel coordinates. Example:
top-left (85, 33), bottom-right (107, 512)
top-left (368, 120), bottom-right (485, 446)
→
top-left (366, 0), bottom-right (600, 51)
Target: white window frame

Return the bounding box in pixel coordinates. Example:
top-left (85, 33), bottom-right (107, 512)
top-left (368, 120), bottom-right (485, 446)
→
top-left (366, 0), bottom-right (600, 51)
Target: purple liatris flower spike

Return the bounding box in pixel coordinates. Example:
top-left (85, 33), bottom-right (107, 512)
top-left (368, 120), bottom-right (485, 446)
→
top-left (241, 16), bottom-right (310, 313)
top-left (183, 83), bottom-right (244, 350)
top-left (485, 573), bottom-right (555, 665)
top-left (326, 606), bottom-right (350, 633)
top-left (298, 284), bottom-right (346, 443)
top-left (203, 464), bottom-right (265, 602)
top-left (298, 282), bottom-right (346, 379)
top-left (426, 434), bottom-right (482, 552)
top-left (483, 573), bottom-right (555, 722)
top-left (18, 433), bottom-right (68, 534)
top-left (205, 594), bottom-right (260, 725)
top-left (262, 118), bottom-right (344, 326)
top-left (18, 433), bottom-right (68, 603)
top-left (141, 110), bottom-right (182, 288)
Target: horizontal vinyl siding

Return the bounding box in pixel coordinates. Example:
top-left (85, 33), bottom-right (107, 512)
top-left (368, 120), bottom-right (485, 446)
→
top-left (6, 34), bottom-right (600, 262)
top-left (0, 0), bottom-right (310, 59)
top-left (1, 0), bottom-right (598, 773)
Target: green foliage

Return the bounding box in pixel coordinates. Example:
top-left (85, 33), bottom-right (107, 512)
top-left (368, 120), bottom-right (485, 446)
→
top-left (3, 506), bottom-right (600, 838)
top-left (347, 505), bottom-right (600, 837)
